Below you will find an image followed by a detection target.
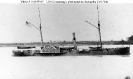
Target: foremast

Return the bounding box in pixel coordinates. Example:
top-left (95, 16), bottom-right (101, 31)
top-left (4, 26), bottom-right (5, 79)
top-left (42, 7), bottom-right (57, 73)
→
top-left (38, 7), bottom-right (44, 47)
top-left (26, 7), bottom-right (44, 47)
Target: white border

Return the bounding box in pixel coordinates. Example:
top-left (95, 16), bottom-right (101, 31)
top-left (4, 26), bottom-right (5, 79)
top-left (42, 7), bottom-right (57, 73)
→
top-left (0, 0), bottom-right (133, 3)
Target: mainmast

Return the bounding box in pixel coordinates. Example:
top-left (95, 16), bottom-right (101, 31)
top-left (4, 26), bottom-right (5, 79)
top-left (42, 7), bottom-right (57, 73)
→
top-left (85, 5), bottom-right (102, 48)
top-left (38, 7), bottom-right (44, 47)
top-left (97, 5), bottom-right (102, 48)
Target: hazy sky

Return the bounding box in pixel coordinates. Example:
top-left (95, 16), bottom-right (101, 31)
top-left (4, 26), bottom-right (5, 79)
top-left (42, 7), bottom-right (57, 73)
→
top-left (0, 4), bottom-right (133, 43)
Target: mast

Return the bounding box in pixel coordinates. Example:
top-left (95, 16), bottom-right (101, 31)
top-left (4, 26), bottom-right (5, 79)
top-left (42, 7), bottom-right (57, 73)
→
top-left (38, 7), bottom-right (44, 47)
top-left (85, 5), bottom-right (102, 48)
top-left (97, 5), bottom-right (102, 48)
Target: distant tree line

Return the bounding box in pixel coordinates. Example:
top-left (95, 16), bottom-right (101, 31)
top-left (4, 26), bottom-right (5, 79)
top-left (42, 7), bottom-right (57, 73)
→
top-left (1, 35), bottom-right (133, 47)
top-left (127, 35), bottom-right (133, 44)
top-left (117, 35), bottom-right (133, 44)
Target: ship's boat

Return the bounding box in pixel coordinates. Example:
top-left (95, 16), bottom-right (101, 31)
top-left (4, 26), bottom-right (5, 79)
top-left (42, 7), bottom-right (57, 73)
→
top-left (17, 46), bottom-right (35, 49)
top-left (60, 46), bottom-right (75, 53)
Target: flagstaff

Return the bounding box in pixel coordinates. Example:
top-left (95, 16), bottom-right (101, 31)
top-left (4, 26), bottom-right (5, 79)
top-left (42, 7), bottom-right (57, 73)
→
top-left (26, 7), bottom-right (44, 47)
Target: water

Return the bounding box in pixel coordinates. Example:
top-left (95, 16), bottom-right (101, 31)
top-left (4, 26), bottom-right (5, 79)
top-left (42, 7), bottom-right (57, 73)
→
top-left (0, 45), bottom-right (132, 79)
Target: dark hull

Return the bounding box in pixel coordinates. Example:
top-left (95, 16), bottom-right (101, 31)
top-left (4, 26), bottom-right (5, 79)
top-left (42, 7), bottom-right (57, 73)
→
top-left (17, 46), bottom-right (35, 49)
top-left (13, 51), bottom-right (31, 56)
top-left (33, 53), bottom-right (65, 56)
top-left (13, 47), bottom-right (130, 56)
top-left (13, 52), bottom-right (65, 56)
top-left (79, 47), bottom-right (130, 55)
top-left (13, 52), bottom-right (25, 56)
top-left (13, 50), bottom-right (35, 56)
top-left (13, 50), bottom-right (66, 56)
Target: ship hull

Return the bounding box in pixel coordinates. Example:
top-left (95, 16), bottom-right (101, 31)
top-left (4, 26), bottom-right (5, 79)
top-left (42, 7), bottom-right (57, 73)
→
top-left (13, 46), bottom-right (130, 56)
top-left (13, 51), bottom-right (25, 56)
top-left (33, 52), bottom-right (65, 56)
top-left (13, 51), bottom-right (65, 56)
top-left (13, 50), bottom-right (35, 56)
top-left (79, 47), bottom-right (130, 55)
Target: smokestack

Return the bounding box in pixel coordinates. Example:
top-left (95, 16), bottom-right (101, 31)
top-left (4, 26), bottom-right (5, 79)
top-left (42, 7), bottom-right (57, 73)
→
top-left (72, 32), bottom-right (77, 49)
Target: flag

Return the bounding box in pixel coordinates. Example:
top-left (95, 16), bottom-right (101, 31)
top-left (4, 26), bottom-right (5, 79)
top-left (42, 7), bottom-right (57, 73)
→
top-left (26, 21), bottom-right (31, 27)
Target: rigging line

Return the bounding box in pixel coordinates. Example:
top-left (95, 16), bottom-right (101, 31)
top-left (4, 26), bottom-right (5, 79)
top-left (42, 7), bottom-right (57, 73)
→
top-left (85, 20), bottom-right (114, 38)
top-left (26, 21), bottom-right (40, 31)
top-left (85, 20), bottom-right (98, 29)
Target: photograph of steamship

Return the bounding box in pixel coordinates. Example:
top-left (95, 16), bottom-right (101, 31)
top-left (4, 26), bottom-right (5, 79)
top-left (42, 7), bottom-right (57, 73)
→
top-left (0, 4), bottom-right (131, 56)
top-left (0, 3), bottom-right (132, 79)
top-left (8, 4), bottom-right (130, 56)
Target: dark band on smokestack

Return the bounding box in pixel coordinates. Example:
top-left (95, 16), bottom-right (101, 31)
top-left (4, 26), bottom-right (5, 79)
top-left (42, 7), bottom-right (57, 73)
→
top-left (73, 32), bottom-right (76, 41)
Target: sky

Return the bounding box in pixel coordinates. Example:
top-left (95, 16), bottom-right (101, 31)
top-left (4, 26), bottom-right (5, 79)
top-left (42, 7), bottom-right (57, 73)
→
top-left (0, 4), bottom-right (133, 43)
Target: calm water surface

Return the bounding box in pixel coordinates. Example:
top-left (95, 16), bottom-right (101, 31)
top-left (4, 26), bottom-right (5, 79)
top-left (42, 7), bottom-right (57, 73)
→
top-left (0, 45), bottom-right (132, 79)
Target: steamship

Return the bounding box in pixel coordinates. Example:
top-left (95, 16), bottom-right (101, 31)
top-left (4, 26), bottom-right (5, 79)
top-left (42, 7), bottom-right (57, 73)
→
top-left (13, 5), bottom-right (130, 56)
